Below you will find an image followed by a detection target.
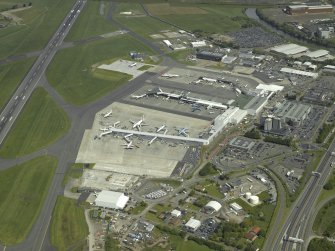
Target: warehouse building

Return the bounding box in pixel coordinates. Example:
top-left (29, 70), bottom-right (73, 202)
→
top-left (185, 218), bottom-right (201, 232)
top-left (274, 101), bottom-right (311, 126)
top-left (196, 51), bottom-right (225, 62)
top-left (285, 4), bottom-right (333, 15)
top-left (204, 201), bottom-right (222, 213)
top-left (304, 49), bottom-right (329, 59)
top-left (271, 43), bottom-right (308, 56)
top-left (95, 190), bottom-right (129, 210)
top-left (280, 67), bottom-right (318, 78)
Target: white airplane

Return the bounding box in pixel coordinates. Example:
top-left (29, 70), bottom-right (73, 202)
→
top-left (156, 124), bottom-right (166, 133)
top-left (102, 109), bottom-right (113, 118)
top-left (148, 136), bottom-right (157, 145)
top-left (123, 141), bottom-right (134, 149)
top-left (100, 127), bottom-right (111, 132)
top-left (161, 73), bottom-right (179, 78)
top-left (176, 128), bottom-right (189, 137)
top-left (131, 94), bottom-right (147, 99)
top-left (124, 133), bottom-right (133, 142)
top-left (130, 116), bottom-right (147, 131)
top-left (129, 62), bottom-right (137, 67)
top-left (113, 121), bottom-right (120, 127)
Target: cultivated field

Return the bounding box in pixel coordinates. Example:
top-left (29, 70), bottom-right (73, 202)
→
top-left (65, 0), bottom-right (116, 41)
top-left (0, 57), bottom-right (35, 110)
top-left (0, 156), bottom-right (57, 244)
top-left (50, 196), bottom-right (89, 251)
top-left (0, 87), bottom-right (70, 158)
top-left (0, 0), bottom-right (76, 59)
top-left (47, 35), bottom-right (155, 105)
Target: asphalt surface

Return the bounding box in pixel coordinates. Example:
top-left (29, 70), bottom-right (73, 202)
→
top-left (268, 140), bottom-right (335, 251)
top-left (247, 7), bottom-right (335, 250)
top-left (0, 0), bottom-right (85, 147)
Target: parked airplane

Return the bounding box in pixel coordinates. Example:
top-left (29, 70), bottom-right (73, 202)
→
top-left (103, 109), bottom-right (113, 118)
top-left (113, 121), bottom-right (120, 127)
top-left (130, 116), bottom-right (147, 131)
top-left (100, 127), bottom-right (111, 132)
top-left (156, 124), bottom-right (166, 133)
top-left (148, 136), bottom-right (157, 145)
top-left (124, 133), bottom-right (133, 142)
top-left (129, 62), bottom-right (137, 67)
top-left (176, 128), bottom-right (189, 137)
top-left (131, 94), bottom-right (147, 99)
top-left (161, 73), bottom-right (179, 78)
top-left (123, 141), bottom-right (134, 149)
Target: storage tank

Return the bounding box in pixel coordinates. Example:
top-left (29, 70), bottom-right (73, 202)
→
top-left (249, 195), bottom-right (259, 205)
top-left (245, 192), bottom-right (251, 200)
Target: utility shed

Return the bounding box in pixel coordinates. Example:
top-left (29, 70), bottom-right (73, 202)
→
top-left (95, 190), bottom-right (129, 210)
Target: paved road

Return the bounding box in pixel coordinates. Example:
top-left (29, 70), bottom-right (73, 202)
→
top-left (0, 0), bottom-right (85, 147)
top-left (269, 141), bottom-right (335, 251)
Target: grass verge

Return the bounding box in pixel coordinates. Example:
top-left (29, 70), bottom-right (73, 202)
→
top-left (0, 87), bottom-right (70, 158)
top-left (0, 57), bottom-right (35, 110)
top-left (47, 35), bottom-right (155, 105)
top-left (0, 156), bottom-right (57, 244)
top-left (50, 196), bottom-right (89, 251)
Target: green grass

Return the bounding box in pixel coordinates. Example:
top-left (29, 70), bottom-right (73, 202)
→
top-left (0, 57), bottom-right (35, 110)
top-left (62, 163), bottom-right (91, 186)
top-left (0, 0), bottom-right (76, 59)
top-left (154, 4), bottom-right (253, 34)
top-left (50, 196), bottom-right (89, 251)
top-left (0, 87), bottom-right (70, 158)
top-left (138, 64), bottom-right (153, 71)
top-left (47, 35), bottom-right (155, 105)
top-left (313, 198), bottom-right (335, 238)
top-left (167, 49), bottom-right (196, 65)
top-left (308, 238), bottom-right (335, 251)
top-left (130, 201), bottom-right (147, 215)
top-left (65, 0), bottom-right (116, 41)
top-left (151, 178), bottom-right (182, 188)
top-left (0, 156), bottom-right (57, 244)
top-left (114, 3), bottom-right (173, 38)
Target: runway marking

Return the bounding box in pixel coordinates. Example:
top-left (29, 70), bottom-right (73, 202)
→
top-left (38, 216), bottom-right (51, 251)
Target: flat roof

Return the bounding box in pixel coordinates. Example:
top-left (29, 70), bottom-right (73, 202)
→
top-left (271, 44), bottom-right (308, 55)
top-left (185, 218), bottom-right (201, 229)
top-left (256, 84), bottom-right (284, 93)
top-left (95, 190), bottom-right (129, 209)
top-left (280, 67), bottom-right (318, 78)
top-left (305, 49), bottom-right (329, 58)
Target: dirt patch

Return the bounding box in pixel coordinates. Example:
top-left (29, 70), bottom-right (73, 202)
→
top-left (0, 6), bottom-right (31, 25)
top-left (146, 3), bottom-right (208, 15)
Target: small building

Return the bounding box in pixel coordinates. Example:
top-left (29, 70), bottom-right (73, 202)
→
top-left (245, 226), bottom-right (261, 241)
top-left (185, 218), bottom-right (201, 232)
top-left (317, 28), bottom-right (331, 39)
top-left (230, 202), bottom-right (242, 211)
top-left (280, 67), bottom-right (318, 79)
top-left (204, 201), bottom-right (222, 213)
top-left (191, 41), bottom-right (206, 48)
top-left (95, 190), bottom-right (129, 210)
top-left (196, 51), bottom-right (225, 62)
top-left (171, 209), bottom-right (182, 218)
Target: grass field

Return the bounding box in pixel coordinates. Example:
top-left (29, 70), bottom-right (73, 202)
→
top-left (0, 87), bottom-right (70, 158)
top-left (47, 35), bottom-right (155, 105)
top-left (51, 196), bottom-right (88, 251)
top-left (0, 156), bottom-right (57, 244)
top-left (115, 3), bottom-right (173, 37)
top-left (0, 57), bottom-right (35, 110)
top-left (65, 0), bottom-right (116, 41)
top-left (0, 0), bottom-right (76, 58)
top-left (313, 198), bottom-right (335, 238)
top-left (150, 4), bottom-right (253, 34)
